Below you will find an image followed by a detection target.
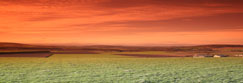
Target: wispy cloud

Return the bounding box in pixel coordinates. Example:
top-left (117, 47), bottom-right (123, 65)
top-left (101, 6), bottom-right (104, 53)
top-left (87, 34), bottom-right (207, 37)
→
top-left (0, 0), bottom-right (243, 45)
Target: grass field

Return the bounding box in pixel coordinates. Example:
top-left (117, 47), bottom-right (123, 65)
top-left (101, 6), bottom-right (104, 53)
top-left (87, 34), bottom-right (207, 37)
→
top-left (0, 54), bottom-right (243, 83)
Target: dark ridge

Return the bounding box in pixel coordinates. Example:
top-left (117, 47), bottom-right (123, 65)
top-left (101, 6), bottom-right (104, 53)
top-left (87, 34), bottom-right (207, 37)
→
top-left (196, 45), bottom-right (243, 48)
top-left (0, 51), bottom-right (51, 54)
top-left (0, 42), bottom-right (242, 52)
top-left (0, 51), bottom-right (53, 58)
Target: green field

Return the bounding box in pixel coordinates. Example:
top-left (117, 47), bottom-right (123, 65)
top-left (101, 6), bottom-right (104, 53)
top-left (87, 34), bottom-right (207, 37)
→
top-left (0, 54), bottom-right (243, 83)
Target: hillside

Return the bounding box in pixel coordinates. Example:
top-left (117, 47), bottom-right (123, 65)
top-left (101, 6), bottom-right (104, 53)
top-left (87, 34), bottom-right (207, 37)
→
top-left (0, 42), bottom-right (243, 52)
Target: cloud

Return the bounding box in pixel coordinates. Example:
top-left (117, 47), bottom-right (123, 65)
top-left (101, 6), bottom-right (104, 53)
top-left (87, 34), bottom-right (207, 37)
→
top-left (1, 0), bottom-right (243, 21)
top-left (0, 0), bottom-right (243, 45)
top-left (68, 13), bottom-right (243, 32)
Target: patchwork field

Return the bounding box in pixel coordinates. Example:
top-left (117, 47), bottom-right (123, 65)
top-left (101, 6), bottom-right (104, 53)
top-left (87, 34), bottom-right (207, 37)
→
top-left (0, 53), bottom-right (243, 83)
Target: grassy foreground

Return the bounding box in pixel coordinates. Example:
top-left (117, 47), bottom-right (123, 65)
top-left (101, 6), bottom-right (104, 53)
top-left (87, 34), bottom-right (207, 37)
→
top-left (0, 54), bottom-right (243, 83)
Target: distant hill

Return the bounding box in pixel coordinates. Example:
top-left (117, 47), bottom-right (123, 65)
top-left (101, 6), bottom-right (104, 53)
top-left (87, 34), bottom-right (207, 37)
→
top-left (0, 42), bottom-right (36, 47)
top-left (0, 42), bottom-right (242, 52)
top-left (197, 44), bottom-right (243, 48)
top-left (0, 42), bottom-right (59, 51)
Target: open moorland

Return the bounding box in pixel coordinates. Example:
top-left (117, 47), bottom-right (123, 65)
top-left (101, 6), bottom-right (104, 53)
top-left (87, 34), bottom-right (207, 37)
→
top-left (0, 42), bottom-right (243, 82)
top-left (0, 42), bottom-right (243, 57)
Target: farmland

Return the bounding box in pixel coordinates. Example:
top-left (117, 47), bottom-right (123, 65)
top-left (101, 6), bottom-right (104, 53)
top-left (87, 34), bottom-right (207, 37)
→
top-left (0, 54), bottom-right (243, 83)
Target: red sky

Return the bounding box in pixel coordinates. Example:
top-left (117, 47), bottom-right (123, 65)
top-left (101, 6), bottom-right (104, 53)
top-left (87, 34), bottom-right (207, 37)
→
top-left (0, 0), bottom-right (243, 46)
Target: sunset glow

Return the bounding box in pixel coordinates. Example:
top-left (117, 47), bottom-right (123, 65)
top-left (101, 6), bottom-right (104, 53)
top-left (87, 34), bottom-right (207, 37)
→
top-left (0, 0), bottom-right (243, 45)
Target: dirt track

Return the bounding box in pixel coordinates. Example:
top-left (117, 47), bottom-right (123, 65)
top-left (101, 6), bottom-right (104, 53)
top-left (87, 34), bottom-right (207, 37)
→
top-left (116, 54), bottom-right (190, 57)
top-left (53, 51), bottom-right (99, 54)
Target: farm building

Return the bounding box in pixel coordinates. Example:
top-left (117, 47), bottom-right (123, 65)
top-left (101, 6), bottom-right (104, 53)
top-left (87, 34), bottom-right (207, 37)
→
top-left (193, 54), bottom-right (212, 58)
top-left (213, 54), bottom-right (228, 58)
top-left (235, 54), bottom-right (243, 57)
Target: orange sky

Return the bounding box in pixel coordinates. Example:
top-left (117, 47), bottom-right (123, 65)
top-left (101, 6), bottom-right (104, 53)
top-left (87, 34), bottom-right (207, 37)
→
top-left (0, 0), bottom-right (243, 46)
